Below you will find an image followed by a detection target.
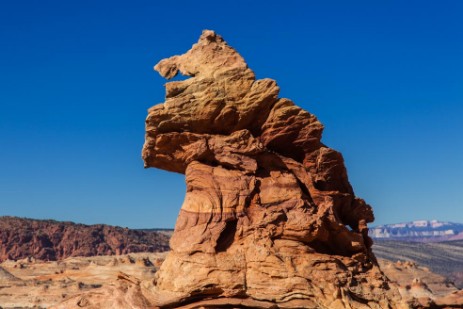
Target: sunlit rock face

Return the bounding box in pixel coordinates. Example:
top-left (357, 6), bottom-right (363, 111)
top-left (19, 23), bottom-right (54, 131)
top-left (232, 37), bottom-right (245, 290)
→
top-left (143, 30), bottom-right (403, 308)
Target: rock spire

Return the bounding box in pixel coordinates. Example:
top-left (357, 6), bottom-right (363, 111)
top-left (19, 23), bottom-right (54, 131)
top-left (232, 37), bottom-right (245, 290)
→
top-left (142, 30), bottom-right (402, 308)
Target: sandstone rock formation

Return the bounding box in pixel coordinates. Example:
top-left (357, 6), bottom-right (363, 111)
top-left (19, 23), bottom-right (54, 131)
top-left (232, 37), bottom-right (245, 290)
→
top-left (0, 252), bottom-right (167, 309)
top-left (52, 257), bottom-right (461, 309)
top-left (0, 216), bottom-right (170, 261)
top-left (379, 259), bottom-right (463, 309)
top-left (141, 30), bottom-right (403, 308)
top-left (2, 252), bottom-right (461, 309)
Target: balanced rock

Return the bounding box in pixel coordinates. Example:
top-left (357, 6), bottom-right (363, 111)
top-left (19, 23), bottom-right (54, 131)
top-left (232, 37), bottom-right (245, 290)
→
top-left (142, 30), bottom-right (403, 308)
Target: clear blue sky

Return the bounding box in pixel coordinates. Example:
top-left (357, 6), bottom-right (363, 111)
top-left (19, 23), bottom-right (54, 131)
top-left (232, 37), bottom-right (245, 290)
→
top-left (1, 1), bottom-right (462, 228)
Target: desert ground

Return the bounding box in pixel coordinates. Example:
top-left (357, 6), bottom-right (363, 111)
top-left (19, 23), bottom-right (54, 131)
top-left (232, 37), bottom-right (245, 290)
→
top-left (0, 251), bottom-right (461, 309)
top-left (0, 252), bottom-right (167, 308)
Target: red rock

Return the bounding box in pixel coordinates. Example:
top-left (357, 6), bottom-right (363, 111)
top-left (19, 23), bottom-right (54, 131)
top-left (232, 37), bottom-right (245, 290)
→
top-left (0, 216), bottom-right (169, 261)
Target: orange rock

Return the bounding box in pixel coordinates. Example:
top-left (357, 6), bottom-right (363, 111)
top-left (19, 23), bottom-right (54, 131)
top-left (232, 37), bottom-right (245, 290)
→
top-left (142, 30), bottom-right (405, 308)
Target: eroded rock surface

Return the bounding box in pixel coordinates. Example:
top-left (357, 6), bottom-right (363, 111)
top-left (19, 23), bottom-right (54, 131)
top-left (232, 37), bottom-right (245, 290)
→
top-left (2, 253), bottom-right (460, 309)
top-left (379, 259), bottom-right (463, 309)
top-left (0, 216), bottom-right (170, 261)
top-left (0, 252), bottom-right (167, 309)
top-left (141, 30), bottom-right (404, 308)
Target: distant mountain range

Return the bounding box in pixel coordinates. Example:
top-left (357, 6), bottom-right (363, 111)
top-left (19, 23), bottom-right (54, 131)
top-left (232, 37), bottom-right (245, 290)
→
top-left (369, 220), bottom-right (463, 242)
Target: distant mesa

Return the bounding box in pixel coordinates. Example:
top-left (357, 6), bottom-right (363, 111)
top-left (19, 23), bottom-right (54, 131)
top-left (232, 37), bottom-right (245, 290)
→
top-left (369, 220), bottom-right (463, 242)
top-left (0, 216), bottom-right (170, 262)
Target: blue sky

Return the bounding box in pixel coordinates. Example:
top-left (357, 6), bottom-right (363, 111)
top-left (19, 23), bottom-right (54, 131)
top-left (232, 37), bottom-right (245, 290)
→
top-left (1, 1), bottom-right (462, 228)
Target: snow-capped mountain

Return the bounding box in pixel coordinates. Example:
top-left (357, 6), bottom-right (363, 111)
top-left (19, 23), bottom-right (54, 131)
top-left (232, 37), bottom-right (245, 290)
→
top-left (369, 220), bottom-right (463, 242)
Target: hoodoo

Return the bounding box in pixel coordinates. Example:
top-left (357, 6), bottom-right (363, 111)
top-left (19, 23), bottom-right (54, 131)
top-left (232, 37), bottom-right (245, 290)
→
top-left (141, 30), bottom-right (402, 308)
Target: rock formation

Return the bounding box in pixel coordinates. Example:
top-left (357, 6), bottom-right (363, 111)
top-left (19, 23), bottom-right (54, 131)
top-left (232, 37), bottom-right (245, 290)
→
top-left (0, 252), bottom-right (167, 309)
top-left (142, 30), bottom-right (403, 308)
top-left (379, 259), bottom-right (463, 309)
top-left (0, 216), bottom-right (170, 261)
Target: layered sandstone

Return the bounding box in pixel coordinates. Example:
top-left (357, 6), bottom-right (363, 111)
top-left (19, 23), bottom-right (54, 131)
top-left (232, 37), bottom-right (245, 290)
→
top-left (0, 216), bottom-right (170, 261)
top-left (0, 252), bottom-right (167, 309)
top-left (140, 30), bottom-right (403, 308)
top-left (380, 259), bottom-right (463, 309)
top-left (2, 253), bottom-right (461, 309)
